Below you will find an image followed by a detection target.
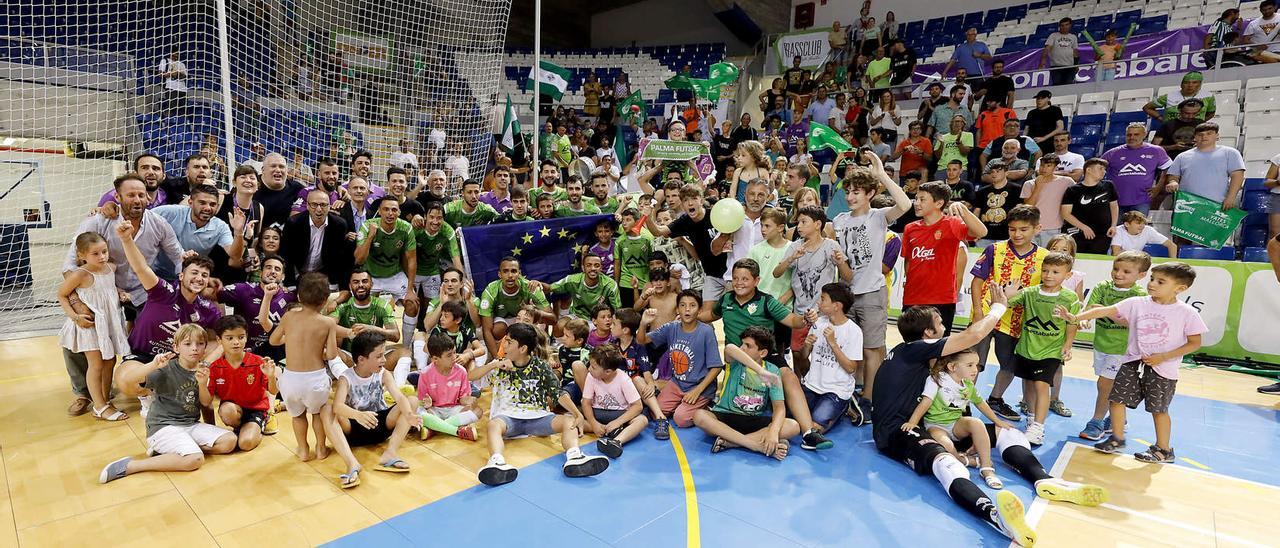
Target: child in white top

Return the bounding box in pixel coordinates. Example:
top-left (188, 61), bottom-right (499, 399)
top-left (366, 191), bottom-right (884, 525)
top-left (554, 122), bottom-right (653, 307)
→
top-left (58, 232), bottom-right (130, 421)
top-left (1110, 211), bottom-right (1178, 257)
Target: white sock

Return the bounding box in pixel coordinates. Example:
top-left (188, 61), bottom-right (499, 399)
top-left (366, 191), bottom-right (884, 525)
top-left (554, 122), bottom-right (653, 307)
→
top-left (393, 357), bottom-right (413, 386)
top-left (487, 453), bottom-right (506, 466)
top-left (454, 410), bottom-right (479, 426)
top-left (327, 357), bottom-right (349, 378)
top-left (402, 314), bottom-right (417, 349)
top-left (565, 446), bottom-right (583, 460)
top-left (413, 339), bottom-right (428, 370)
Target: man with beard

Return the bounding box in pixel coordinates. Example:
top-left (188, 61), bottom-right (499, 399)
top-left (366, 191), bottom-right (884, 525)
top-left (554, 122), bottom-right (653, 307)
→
top-left (480, 165), bottom-right (514, 213)
top-left (528, 160), bottom-right (567, 204)
top-left (713, 179), bottom-right (770, 285)
top-left (478, 257), bottom-right (555, 356)
top-left (99, 154), bottom-right (167, 208)
top-left (445, 179), bottom-right (498, 227)
top-left (211, 254), bottom-right (295, 369)
top-left (159, 153), bottom-right (213, 205)
top-left (292, 158), bottom-right (341, 215)
top-left (355, 197), bottom-right (419, 347)
top-left (152, 184), bottom-right (247, 279)
top-left (62, 173), bottom-right (186, 417)
top-left (112, 217), bottom-right (223, 416)
top-left (539, 253), bottom-right (621, 321)
top-left (588, 172), bottom-right (618, 214)
top-left (553, 176), bottom-right (602, 217)
top-left (330, 268), bottom-right (401, 360)
top-left (282, 188), bottom-right (354, 286)
top-left (417, 169), bottom-right (449, 207)
top-left (255, 152), bottom-right (307, 229)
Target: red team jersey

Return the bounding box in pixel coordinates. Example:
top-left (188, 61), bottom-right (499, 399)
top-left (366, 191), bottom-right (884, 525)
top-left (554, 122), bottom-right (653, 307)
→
top-left (902, 216), bottom-right (970, 306)
top-left (208, 353), bottom-right (271, 411)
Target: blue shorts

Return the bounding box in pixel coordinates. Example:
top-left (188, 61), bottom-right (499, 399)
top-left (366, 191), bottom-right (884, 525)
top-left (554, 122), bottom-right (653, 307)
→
top-left (495, 414), bottom-right (557, 438)
top-left (803, 385), bottom-right (849, 432)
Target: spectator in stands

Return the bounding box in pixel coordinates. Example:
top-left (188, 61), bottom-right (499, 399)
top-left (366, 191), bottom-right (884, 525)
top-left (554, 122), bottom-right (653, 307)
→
top-left (882, 12), bottom-right (899, 42)
top-left (935, 115), bottom-right (974, 179)
top-left (891, 121), bottom-right (933, 180)
top-left (938, 159), bottom-right (976, 207)
top-left (1061, 158), bottom-right (1119, 254)
top-left (288, 149), bottom-right (314, 184)
top-left (281, 188), bottom-right (355, 286)
top-left (975, 96), bottom-right (1017, 177)
top-left (255, 152), bottom-right (306, 229)
top-left (928, 85), bottom-right (974, 140)
top-left (971, 161), bottom-right (1024, 249)
top-left (1025, 90), bottom-right (1067, 147)
top-left (918, 83), bottom-right (946, 135)
top-left (1264, 153), bottom-right (1280, 240)
top-left (1243, 0), bottom-right (1280, 63)
top-left (1036, 134), bottom-right (1084, 182)
top-left (888, 40), bottom-right (917, 87)
top-left (760, 78), bottom-right (788, 114)
top-left (159, 153), bottom-right (212, 206)
top-left (153, 184), bottom-right (246, 278)
top-left (1152, 99), bottom-right (1205, 158)
top-left (804, 87), bottom-right (837, 128)
top-left (1101, 122), bottom-right (1172, 215)
top-left (157, 51), bottom-right (188, 118)
top-left (1022, 154), bottom-right (1075, 246)
top-left (390, 139), bottom-right (420, 180)
top-left (866, 46), bottom-right (892, 94)
top-left (982, 119), bottom-right (1042, 167)
top-left (731, 113), bottom-right (760, 146)
top-left (976, 59), bottom-right (1015, 107)
top-left (1203, 9), bottom-right (1242, 66)
top-left (861, 17), bottom-right (882, 57)
top-left (101, 154), bottom-right (167, 209)
top-left (941, 28), bottom-right (992, 80)
top-left (1144, 72), bottom-right (1215, 122)
top-left (829, 22), bottom-right (849, 65)
top-left (1160, 122), bottom-right (1245, 213)
top-left (1041, 18), bottom-right (1080, 86)
top-left (984, 139), bottom-right (1031, 185)
top-left (783, 56), bottom-right (810, 99)
top-left (241, 143), bottom-right (266, 174)
top-left (869, 90), bottom-right (902, 148)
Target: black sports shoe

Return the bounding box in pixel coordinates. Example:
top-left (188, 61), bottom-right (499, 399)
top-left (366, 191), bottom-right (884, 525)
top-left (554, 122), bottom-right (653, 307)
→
top-left (800, 429), bottom-right (834, 450)
top-left (1093, 436), bottom-right (1127, 454)
top-left (563, 453), bottom-right (610, 478)
top-left (988, 397), bottom-right (1022, 421)
top-left (847, 397), bottom-right (867, 427)
top-left (1258, 382), bottom-right (1280, 395)
top-left (596, 437), bottom-right (624, 459)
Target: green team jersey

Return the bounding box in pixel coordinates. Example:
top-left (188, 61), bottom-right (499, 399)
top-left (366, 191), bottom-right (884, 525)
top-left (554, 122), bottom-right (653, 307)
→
top-left (358, 218), bottom-right (416, 279)
top-left (528, 186), bottom-right (568, 205)
top-left (592, 196), bottom-right (620, 214)
top-left (615, 234), bottom-right (652, 289)
top-left (414, 223), bottom-right (460, 276)
top-left (444, 200), bottom-right (498, 228)
top-left (1086, 280), bottom-right (1147, 355)
top-left (714, 291), bottom-right (791, 346)
top-left (922, 376), bottom-right (983, 426)
top-left (426, 296), bottom-right (480, 330)
top-left (553, 200), bottom-right (602, 218)
top-left (548, 273), bottom-right (621, 319)
top-left (478, 278), bottom-right (550, 318)
top-left (711, 360), bottom-right (784, 416)
top-left (331, 299), bottom-right (397, 351)
top-left (1009, 286), bottom-right (1081, 361)
top-left (429, 324), bottom-right (476, 354)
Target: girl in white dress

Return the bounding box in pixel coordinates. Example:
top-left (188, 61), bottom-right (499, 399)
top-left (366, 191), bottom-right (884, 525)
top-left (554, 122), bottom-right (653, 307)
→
top-left (58, 232), bottom-right (130, 421)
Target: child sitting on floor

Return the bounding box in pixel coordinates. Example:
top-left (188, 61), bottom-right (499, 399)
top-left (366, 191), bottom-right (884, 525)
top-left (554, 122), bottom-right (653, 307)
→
top-left (613, 309), bottom-right (670, 439)
top-left (638, 290), bottom-right (724, 430)
top-left (100, 324), bottom-right (237, 483)
top-left (417, 331), bottom-right (482, 441)
top-left (901, 348), bottom-right (1014, 488)
top-left (333, 331), bottom-right (421, 479)
top-left (692, 326), bottom-right (800, 460)
top-left (207, 315), bottom-right (277, 452)
top-left (587, 303), bottom-right (617, 348)
top-left (554, 317), bottom-right (591, 401)
top-left (582, 344), bottom-right (650, 458)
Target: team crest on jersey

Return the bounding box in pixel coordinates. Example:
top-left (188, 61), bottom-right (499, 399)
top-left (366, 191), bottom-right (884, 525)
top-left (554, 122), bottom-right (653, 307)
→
top-left (747, 302), bottom-right (758, 314)
top-left (245, 373), bottom-right (256, 385)
top-left (934, 229), bottom-right (942, 240)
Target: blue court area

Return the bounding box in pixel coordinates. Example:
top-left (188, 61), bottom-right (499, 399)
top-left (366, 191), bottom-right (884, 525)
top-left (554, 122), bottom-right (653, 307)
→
top-left (328, 369), bottom-right (1280, 547)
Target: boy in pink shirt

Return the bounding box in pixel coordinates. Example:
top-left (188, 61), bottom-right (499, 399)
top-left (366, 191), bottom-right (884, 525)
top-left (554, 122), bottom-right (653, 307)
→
top-left (1056, 262), bottom-right (1206, 464)
top-left (416, 332), bottom-right (482, 441)
top-left (1022, 154), bottom-right (1075, 247)
top-left (582, 345), bottom-right (649, 458)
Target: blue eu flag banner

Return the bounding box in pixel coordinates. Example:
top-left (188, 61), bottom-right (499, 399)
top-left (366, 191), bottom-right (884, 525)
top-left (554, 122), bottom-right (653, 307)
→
top-left (460, 215), bottom-right (614, 290)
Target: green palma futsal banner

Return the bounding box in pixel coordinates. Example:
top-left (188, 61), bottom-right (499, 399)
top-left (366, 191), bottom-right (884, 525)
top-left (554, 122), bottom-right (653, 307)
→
top-left (886, 251), bottom-right (1280, 364)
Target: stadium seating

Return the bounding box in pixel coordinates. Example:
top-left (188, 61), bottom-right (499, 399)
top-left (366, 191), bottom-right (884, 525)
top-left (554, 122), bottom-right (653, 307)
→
top-left (1243, 246), bottom-right (1270, 262)
top-left (1180, 245), bottom-right (1237, 260)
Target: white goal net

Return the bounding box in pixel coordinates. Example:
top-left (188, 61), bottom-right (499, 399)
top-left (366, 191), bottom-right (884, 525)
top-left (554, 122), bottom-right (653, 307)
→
top-left (0, 0), bottom-right (512, 337)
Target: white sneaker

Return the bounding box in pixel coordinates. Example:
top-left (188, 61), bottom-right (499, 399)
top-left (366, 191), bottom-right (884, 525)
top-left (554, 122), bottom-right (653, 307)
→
top-left (562, 453), bottom-right (609, 478)
top-left (1025, 422), bottom-right (1045, 446)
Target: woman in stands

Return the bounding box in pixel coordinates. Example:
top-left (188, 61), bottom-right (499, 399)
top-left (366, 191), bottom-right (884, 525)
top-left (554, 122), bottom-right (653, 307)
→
top-left (760, 78), bottom-right (788, 112)
top-left (583, 72), bottom-right (602, 117)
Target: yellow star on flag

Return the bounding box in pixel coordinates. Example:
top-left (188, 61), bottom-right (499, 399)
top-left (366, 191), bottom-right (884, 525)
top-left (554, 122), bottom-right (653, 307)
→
top-left (557, 228), bottom-right (571, 239)
top-left (538, 226), bottom-right (551, 238)
top-left (522, 232), bottom-right (534, 244)
top-left (511, 247), bottom-right (523, 256)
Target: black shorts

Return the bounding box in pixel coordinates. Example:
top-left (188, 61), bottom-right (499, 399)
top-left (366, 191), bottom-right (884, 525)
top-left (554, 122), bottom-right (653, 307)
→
top-left (122, 352), bottom-right (155, 364)
top-left (951, 422), bottom-right (1001, 454)
top-left (1109, 360), bottom-right (1177, 414)
top-left (713, 411), bottom-right (772, 434)
top-left (346, 407), bottom-right (394, 447)
top-left (236, 408), bottom-right (267, 433)
top-left (122, 300), bottom-right (140, 322)
top-left (880, 426), bottom-right (948, 476)
top-left (1015, 355), bottom-right (1062, 384)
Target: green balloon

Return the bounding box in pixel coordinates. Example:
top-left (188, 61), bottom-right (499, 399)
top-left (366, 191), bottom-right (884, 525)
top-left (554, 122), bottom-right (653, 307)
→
top-left (710, 199), bottom-right (745, 234)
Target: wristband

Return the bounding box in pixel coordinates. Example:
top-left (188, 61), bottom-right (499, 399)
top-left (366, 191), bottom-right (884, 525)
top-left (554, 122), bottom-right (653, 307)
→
top-left (986, 303), bottom-right (1007, 320)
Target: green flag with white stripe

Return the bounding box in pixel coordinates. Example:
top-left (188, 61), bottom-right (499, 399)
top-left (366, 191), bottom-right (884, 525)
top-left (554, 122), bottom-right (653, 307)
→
top-left (499, 94), bottom-right (521, 153)
top-left (525, 61), bottom-right (571, 102)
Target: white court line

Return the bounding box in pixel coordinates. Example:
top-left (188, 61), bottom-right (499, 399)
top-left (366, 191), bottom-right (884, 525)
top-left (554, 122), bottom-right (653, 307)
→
top-left (1016, 442), bottom-right (1276, 548)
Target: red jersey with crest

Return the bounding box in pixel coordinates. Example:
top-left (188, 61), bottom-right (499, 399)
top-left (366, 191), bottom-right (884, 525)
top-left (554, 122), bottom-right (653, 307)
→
top-left (207, 353), bottom-right (271, 411)
top-left (902, 216), bottom-right (969, 306)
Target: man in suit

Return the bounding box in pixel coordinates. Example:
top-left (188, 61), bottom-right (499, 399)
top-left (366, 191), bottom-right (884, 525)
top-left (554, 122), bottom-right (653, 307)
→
top-left (282, 188), bottom-right (355, 286)
top-left (335, 176), bottom-right (374, 230)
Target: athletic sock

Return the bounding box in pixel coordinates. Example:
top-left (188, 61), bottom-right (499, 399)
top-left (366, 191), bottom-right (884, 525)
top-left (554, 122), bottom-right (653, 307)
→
top-left (413, 339), bottom-right (429, 370)
top-left (421, 411), bottom-right (460, 436)
top-left (447, 410), bottom-right (479, 426)
top-left (327, 357), bottom-right (349, 379)
top-left (1002, 445), bottom-right (1052, 483)
top-left (565, 446), bottom-right (583, 460)
top-left (948, 478), bottom-right (1001, 527)
top-left (392, 357), bottom-right (413, 386)
top-left (401, 314), bottom-right (417, 349)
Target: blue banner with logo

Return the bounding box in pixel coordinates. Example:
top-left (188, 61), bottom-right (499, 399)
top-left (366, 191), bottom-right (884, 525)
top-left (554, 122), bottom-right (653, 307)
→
top-left (460, 215), bottom-right (613, 290)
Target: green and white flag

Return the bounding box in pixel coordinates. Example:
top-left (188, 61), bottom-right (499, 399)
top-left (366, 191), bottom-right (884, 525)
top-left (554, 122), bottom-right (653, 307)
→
top-left (807, 122), bottom-right (853, 154)
top-left (499, 94), bottom-right (521, 152)
top-left (1171, 191), bottom-right (1248, 249)
top-left (525, 60), bottom-right (571, 102)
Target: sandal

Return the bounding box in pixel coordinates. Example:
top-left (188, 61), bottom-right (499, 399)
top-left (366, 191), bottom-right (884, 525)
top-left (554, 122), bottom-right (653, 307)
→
top-left (68, 397), bottom-right (92, 416)
top-left (711, 437), bottom-right (729, 454)
top-left (339, 468), bottom-right (362, 489)
top-left (92, 404), bottom-right (127, 422)
top-left (376, 458), bottom-right (410, 473)
top-left (961, 453), bottom-right (981, 468)
top-left (981, 467), bottom-right (1004, 489)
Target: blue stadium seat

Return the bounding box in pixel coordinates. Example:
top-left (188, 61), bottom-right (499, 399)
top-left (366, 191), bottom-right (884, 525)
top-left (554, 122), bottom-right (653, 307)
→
top-left (1244, 178), bottom-right (1268, 191)
top-left (1243, 226), bottom-right (1269, 248)
top-left (1144, 244), bottom-right (1170, 258)
top-left (1244, 190), bottom-right (1271, 212)
top-left (1244, 211), bottom-right (1268, 228)
top-left (1179, 246), bottom-right (1236, 260)
top-left (1243, 247), bottom-right (1270, 262)
top-left (1029, 1), bottom-right (1050, 10)
top-left (1007, 5), bottom-right (1028, 21)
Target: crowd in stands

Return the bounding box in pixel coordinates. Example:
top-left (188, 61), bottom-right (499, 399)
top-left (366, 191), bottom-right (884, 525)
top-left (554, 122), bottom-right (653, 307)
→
top-left (45, 1), bottom-right (1280, 544)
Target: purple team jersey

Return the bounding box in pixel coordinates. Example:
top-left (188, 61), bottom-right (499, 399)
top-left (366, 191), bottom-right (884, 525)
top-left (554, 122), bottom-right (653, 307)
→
top-left (128, 279), bottom-right (222, 356)
top-left (782, 121), bottom-right (810, 156)
top-left (479, 190), bottom-right (513, 213)
top-left (219, 282), bottom-right (296, 352)
top-left (98, 188), bottom-right (166, 209)
top-left (1101, 144), bottom-right (1172, 207)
